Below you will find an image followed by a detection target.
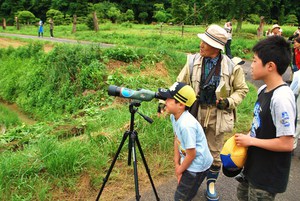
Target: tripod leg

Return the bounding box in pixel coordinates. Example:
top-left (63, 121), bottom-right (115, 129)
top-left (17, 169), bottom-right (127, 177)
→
top-left (128, 135), bottom-right (132, 166)
top-left (135, 135), bottom-right (160, 201)
top-left (96, 131), bottom-right (130, 201)
top-left (131, 131), bottom-right (141, 200)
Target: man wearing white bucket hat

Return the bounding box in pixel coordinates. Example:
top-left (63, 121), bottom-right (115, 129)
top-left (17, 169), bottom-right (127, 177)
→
top-left (175, 24), bottom-right (249, 201)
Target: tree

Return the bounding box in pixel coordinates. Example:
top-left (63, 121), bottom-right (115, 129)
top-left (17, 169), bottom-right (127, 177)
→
top-left (46, 9), bottom-right (64, 25)
top-left (285, 14), bottom-right (298, 26)
top-left (138, 12), bottom-right (148, 24)
top-left (17, 10), bottom-right (35, 25)
top-left (171, 0), bottom-right (189, 24)
top-left (123, 9), bottom-right (134, 22)
top-left (107, 6), bottom-right (121, 23)
top-left (154, 11), bottom-right (167, 23)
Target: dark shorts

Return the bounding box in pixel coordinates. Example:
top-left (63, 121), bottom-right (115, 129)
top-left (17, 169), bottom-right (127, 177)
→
top-left (174, 169), bottom-right (208, 201)
top-left (237, 179), bottom-right (276, 201)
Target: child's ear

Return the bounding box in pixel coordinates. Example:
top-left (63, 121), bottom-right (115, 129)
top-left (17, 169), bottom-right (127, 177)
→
top-left (267, 61), bottom-right (276, 71)
top-left (179, 102), bottom-right (186, 109)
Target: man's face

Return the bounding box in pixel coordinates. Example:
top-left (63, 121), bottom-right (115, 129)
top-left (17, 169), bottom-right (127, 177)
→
top-left (272, 28), bottom-right (280, 35)
top-left (199, 41), bottom-right (220, 58)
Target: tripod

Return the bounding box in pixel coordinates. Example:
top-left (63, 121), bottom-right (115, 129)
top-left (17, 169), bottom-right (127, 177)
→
top-left (96, 101), bottom-right (160, 201)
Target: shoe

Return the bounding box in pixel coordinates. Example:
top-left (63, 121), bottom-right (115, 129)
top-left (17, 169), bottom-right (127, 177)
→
top-left (206, 181), bottom-right (219, 201)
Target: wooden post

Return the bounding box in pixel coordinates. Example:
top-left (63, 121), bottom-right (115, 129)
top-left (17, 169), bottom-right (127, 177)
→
top-left (72, 15), bottom-right (77, 33)
top-left (160, 23), bottom-right (163, 36)
top-left (2, 18), bottom-right (6, 30)
top-left (181, 23), bottom-right (184, 37)
top-left (257, 16), bottom-right (264, 38)
top-left (194, 3), bottom-right (196, 25)
top-left (93, 11), bottom-right (99, 32)
top-left (15, 16), bottom-right (20, 30)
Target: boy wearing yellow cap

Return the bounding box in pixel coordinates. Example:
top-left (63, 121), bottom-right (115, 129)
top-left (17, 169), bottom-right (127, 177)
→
top-left (159, 82), bottom-right (213, 201)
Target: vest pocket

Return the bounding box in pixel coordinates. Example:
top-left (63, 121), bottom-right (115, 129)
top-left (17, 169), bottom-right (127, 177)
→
top-left (219, 110), bottom-right (234, 133)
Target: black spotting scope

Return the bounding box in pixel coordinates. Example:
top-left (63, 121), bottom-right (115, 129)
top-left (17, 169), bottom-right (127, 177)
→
top-left (108, 85), bottom-right (166, 102)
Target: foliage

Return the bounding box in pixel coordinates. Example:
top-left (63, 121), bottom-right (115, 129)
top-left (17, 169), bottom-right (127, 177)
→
top-left (0, 0), bottom-right (299, 27)
top-left (285, 14), bottom-right (298, 26)
top-left (46, 9), bottom-right (64, 25)
top-left (0, 104), bottom-right (21, 129)
top-left (17, 11), bottom-right (36, 25)
top-left (107, 6), bottom-right (121, 23)
top-left (138, 12), bottom-right (148, 24)
top-left (247, 14), bottom-right (261, 24)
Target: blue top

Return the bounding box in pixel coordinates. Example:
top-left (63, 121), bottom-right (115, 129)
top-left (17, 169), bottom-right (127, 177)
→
top-left (171, 111), bottom-right (213, 172)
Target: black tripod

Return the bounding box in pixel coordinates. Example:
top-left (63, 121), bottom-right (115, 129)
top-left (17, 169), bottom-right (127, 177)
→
top-left (96, 101), bottom-right (160, 201)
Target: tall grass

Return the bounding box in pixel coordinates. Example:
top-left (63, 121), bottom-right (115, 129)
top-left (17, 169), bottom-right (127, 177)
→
top-left (0, 104), bottom-right (21, 128)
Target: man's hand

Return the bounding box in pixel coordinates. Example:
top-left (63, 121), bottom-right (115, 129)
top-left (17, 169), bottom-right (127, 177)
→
top-left (216, 98), bottom-right (229, 110)
top-left (157, 102), bottom-right (166, 117)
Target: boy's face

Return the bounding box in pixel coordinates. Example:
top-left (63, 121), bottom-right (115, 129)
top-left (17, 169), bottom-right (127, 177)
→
top-left (165, 98), bottom-right (180, 114)
top-left (251, 54), bottom-right (268, 80)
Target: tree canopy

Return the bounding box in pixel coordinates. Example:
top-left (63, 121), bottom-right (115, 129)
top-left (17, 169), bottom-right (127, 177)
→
top-left (0, 0), bottom-right (299, 26)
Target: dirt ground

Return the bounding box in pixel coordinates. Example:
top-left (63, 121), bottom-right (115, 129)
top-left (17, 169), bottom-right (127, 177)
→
top-left (0, 37), bottom-right (53, 52)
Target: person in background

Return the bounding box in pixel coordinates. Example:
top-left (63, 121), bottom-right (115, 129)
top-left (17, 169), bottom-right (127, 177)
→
top-left (168, 24), bottom-right (249, 201)
top-left (49, 18), bottom-right (54, 38)
top-left (292, 26), bottom-right (300, 38)
top-left (38, 20), bottom-right (43, 37)
top-left (289, 70), bottom-right (300, 154)
top-left (235, 36), bottom-right (295, 201)
top-left (291, 37), bottom-right (300, 73)
top-left (289, 37), bottom-right (300, 154)
top-left (159, 82), bottom-right (213, 201)
top-left (267, 24), bottom-right (281, 36)
top-left (224, 21), bottom-right (233, 59)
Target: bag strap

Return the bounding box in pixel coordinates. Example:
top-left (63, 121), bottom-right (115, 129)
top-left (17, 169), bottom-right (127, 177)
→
top-left (201, 54), bottom-right (222, 86)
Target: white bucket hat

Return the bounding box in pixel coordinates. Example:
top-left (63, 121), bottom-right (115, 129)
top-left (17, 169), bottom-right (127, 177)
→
top-left (197, 24), bottom-right (228, 51)
top-left (271, 24), bottom-right (280, 31)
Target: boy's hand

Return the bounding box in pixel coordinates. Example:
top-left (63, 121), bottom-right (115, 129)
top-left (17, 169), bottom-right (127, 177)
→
top-left (157, 102), bottom-right (166, 117)
top-left (175, 165), bottom-right (182, 183)
top-left (235, 133), bottom-right (253, 147)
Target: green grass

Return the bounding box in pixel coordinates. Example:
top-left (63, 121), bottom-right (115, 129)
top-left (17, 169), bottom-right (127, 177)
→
top-left (0, 103), bottom-right (21, 128)
top-left (1, 22), bottom-right (298, 60)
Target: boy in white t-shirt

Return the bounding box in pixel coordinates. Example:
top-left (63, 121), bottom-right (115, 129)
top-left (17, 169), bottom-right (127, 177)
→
top-left (158, 82), bottom-right (213, 201)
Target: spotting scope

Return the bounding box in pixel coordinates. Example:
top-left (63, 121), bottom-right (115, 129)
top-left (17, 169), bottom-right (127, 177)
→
top-left (108, 85), bottom-right (165, 102)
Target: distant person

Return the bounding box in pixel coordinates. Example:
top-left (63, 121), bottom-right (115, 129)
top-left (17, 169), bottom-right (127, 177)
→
top-left (292, 26), bottom-right (300, 38)
top-left (234, 36), bottom-right (296, 201)
top-left (49, 18), bottom-right (54, 38)
top-left (265, 28), bottom-right (271, 37)
top-left (268, 24), bottom-right (281, 36)
top-left (291, 37), bottom-right (300, 73)
top-left (288, 26), bottom-right (300, 42)
top-left (224, 21), bottom-right (233, 58)
top-left (158, 82), bottom-right (213, 201)
top-left (289, 65), bottom-right (300, 152)
top-left (38, 20), bottom-right (43, 37)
